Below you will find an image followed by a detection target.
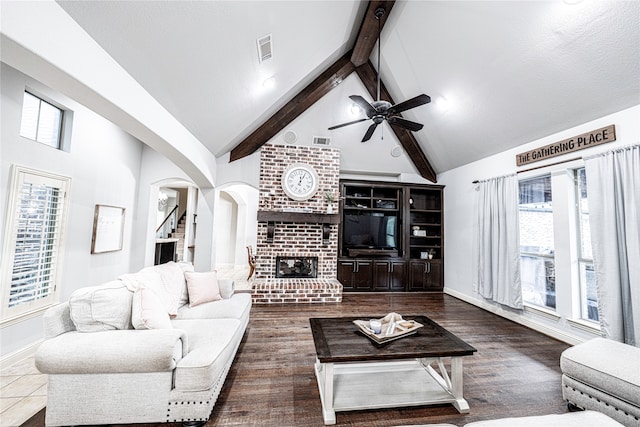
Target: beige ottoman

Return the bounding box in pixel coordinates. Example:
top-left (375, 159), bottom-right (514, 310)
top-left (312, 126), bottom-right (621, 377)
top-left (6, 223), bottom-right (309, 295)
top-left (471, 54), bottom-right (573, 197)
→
top-left (396, 410), bottom-right (624, 426)
top-left (464, 410), bottom-right (624, 426)
top-left (560, 337), bottom-right (640, 427)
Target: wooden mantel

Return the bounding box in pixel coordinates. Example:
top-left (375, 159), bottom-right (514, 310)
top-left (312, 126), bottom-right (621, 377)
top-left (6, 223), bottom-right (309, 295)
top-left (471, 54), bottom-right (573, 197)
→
top-left (257, 210), bottom-right (340, 244)
top-left (257, 210), bottom-right (341, 224)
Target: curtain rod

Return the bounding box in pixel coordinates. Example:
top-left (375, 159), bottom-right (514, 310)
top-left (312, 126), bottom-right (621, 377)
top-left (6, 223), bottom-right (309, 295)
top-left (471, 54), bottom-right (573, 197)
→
top-left (472, 156), bottom-right (582, 184)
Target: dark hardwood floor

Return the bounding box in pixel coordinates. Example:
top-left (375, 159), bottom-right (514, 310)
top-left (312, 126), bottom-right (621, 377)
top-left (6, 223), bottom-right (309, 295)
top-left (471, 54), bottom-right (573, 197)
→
top-left (23, 293), bottom-right (571, 427)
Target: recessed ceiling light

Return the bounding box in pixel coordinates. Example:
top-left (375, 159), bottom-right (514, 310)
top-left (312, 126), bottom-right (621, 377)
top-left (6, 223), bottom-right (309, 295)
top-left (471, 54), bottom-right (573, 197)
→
top-left (263, 76), bottom-right (275, 89)
top-left (563, 0), bottom-right (583, 4)
top-left (435, 96), bottom-right (450, 111)
top-left (283, 130), bottom-right (297, 144)
top-left (350, 103), bottom-right (362, 115)
top-left (390, 145), bottom-right (403, 157)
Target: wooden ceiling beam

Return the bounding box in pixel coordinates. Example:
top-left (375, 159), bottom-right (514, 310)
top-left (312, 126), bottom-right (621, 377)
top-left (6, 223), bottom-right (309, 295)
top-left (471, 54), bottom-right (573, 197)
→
top-left (229, 0), bottom-right (438, 183)
top-left (356, 62), bottom-right (437, 182)
top-left (350, 0), bottom-right (395, 67)
top-left (229, 52), bottom-right (355, 162)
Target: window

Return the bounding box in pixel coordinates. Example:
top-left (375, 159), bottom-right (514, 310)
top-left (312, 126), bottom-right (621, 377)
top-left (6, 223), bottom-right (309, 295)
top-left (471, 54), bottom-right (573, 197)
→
top-left (1, 166), bottom-right (70, 322)
top-left (20, 91), bottom-right (64, 149)
top-left (519, 175), bottom-right (556, 310)
top-left (575, 167), bottom-right (598, 322)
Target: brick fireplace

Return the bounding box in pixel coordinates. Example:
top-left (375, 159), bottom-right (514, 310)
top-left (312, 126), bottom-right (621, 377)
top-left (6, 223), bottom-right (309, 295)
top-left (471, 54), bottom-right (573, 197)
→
top-left (251, 143), bottom-right (343, 303)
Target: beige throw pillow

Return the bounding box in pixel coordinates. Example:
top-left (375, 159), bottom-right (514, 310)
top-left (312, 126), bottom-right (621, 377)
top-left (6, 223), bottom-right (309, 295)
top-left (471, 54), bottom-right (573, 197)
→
top-left (185, 271), bottom-right (222, 307)
top-left (131, 287), bottom-right (173, 330)
top-left (69, 281), bottom-right (134, 332)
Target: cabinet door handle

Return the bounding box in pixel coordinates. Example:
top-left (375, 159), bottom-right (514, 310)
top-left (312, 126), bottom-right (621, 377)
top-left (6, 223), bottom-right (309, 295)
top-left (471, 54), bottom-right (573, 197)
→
top-left (388, 263), bottom-right (392, 273)
top-left (424, 262), bottom-right (431, 274)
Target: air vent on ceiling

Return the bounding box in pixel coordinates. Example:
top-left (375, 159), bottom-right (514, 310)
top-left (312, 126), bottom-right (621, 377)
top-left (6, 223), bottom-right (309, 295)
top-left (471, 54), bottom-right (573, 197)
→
top-left (257, 34), bottom-right (272, 63)
top-left (313, 136), bottom-right (331, 146)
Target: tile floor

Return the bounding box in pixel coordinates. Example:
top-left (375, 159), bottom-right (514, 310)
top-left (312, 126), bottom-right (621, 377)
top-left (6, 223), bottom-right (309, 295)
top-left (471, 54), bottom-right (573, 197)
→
top-left (0, 356), bottom-right (47, 427)
top-left (0, 265), bottom-right (253, 426)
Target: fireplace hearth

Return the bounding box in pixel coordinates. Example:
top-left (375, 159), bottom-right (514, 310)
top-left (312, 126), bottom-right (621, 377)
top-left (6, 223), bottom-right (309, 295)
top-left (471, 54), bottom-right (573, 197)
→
top-left (275, 256), bottom-right (318, 279)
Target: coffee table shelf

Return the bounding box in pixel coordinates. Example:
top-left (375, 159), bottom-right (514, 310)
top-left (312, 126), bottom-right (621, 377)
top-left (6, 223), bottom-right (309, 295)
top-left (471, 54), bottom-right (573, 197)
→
top-left (310, 316), bottom-right (476, 425)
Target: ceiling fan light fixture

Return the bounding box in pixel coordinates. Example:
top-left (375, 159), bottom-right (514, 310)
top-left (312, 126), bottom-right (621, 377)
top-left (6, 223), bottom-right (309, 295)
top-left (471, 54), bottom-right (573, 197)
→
top-left (327, 6), bottom-right (430, 143)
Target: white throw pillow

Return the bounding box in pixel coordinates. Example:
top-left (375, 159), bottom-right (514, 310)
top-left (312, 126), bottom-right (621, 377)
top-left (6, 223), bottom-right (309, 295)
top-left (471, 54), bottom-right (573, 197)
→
top-left (131, 287), bottom-right (173, 330)
top-left (185, 271), bottom-right (222, 307)
top-left (119, 262), bottom-right (183, 316)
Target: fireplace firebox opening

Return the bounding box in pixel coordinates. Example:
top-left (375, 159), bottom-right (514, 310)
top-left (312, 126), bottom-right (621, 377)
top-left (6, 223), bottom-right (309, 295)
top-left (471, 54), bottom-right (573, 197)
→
top-left (275, 256), bottom-right (318, 278)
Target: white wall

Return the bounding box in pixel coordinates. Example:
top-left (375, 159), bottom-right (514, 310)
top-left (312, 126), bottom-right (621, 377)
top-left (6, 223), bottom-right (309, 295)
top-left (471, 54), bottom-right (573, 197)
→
top-left (439, 105), bottom-right (640, 344)
top-left (1, 0), bottom-right (217, 189)
top-left (0, 63), bottom-right (144, 358)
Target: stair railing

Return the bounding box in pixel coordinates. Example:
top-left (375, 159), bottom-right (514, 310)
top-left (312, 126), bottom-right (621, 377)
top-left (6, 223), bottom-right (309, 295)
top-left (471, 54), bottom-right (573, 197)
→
top-left (156, 205), bottom-right (178, 238)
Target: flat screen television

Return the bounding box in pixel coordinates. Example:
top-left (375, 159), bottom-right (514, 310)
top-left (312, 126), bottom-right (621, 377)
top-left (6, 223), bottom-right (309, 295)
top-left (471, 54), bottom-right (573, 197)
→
top-left (343, 212), bottom-right (398, 254)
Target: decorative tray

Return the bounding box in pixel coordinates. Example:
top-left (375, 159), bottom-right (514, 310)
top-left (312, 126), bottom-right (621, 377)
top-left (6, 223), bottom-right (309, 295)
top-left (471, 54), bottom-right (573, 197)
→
top-left (353, 313), bottom-right (423, 344)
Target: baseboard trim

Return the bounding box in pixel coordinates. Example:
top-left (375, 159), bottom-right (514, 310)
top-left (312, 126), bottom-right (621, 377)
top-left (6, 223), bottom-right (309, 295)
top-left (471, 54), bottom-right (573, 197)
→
top-left (443, 287), bottom-right (586, 345)
top-left (0, 339), bottom-right (42, 369)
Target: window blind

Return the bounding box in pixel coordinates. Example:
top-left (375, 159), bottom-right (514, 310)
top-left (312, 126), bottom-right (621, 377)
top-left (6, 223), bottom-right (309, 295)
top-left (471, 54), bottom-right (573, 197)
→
top-left (1, 166), bottom-right (70, 322)
top-left (9, 182), bottom-right (64, 307)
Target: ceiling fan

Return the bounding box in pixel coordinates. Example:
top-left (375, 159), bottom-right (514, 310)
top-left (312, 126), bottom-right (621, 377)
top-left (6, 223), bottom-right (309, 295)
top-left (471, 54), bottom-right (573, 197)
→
top-left (328, 7), bottom-right (431, 143)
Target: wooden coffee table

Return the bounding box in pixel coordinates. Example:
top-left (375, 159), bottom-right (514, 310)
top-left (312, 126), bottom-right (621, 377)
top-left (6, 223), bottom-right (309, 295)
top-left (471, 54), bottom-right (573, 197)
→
top-left (309, 315), bottom-right (477, 425)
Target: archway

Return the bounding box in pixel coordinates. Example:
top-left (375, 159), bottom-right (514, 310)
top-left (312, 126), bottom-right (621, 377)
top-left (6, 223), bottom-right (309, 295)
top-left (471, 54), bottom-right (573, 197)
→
top-left (148, 179), bottom-right (199, 266)
top-left (213, 183), bottom-right (258, 274)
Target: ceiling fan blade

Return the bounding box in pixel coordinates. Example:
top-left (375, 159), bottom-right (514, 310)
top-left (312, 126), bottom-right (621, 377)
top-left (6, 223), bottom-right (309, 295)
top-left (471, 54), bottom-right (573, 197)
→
top-left (361, 123), bottom-right (378, 142)
top-left (388, 116), bottom-right (424, 132)
top-left (328, 117), bottom-right (369, 130)
top-left (349, 95), bottom-right (376, 118)
top-left (387, 94), bottom-right (431, 115)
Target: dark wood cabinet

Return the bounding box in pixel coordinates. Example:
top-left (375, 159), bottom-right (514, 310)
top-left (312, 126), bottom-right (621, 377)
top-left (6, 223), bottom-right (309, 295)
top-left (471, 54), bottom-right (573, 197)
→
top-left (338, 180), bottom-right (444, 292)
top-left (408, 260), bottom-right (442, 291)
top-left (154, 239), bottom-right (177, 265)
top-left (337, 259), bottom-right (373, 291)
top-left (372, 260), bottom-right (407, 291)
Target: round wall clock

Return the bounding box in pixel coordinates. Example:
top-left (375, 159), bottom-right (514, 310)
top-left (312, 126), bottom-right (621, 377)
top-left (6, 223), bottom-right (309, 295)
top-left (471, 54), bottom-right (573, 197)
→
top-left (281, 163), bottom-right (319, 201)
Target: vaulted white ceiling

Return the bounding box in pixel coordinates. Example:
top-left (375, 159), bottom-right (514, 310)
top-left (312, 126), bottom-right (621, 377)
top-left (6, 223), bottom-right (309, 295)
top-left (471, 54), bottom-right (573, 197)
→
top-left (57, 0), bottom-right (640, 177)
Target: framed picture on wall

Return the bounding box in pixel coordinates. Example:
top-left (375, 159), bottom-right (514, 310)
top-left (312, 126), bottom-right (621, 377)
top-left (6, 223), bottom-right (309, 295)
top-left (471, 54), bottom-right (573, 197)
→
top-left (91, 204), bottom-right (125, 254)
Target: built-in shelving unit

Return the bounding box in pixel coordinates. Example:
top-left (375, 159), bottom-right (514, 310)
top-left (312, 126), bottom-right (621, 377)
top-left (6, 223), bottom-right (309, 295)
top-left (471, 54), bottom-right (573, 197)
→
top-left (338, 180), bottom-right (444, 292)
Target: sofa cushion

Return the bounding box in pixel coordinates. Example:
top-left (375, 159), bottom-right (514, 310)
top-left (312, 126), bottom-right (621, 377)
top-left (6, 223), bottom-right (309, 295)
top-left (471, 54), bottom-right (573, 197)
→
top-left (175, 292), bottom-right (251, 321)
top-left (132, 287), bottom-right (173, 330)
top-left (119, 262), bottom-right (184, 315)
top-left (560, 337), bottom-right (640, 406)
top-left (171, 319), bottom-right (244, 392)
top-left (463, 411), bottom-right (624, 426)
top-left (35, 328), bottom-right (186, 374)
top-left (68, 281), bottom-right (133, 332)
top-left (185, 271), bottom-right (221, 307)
top-left (218, 278), bottom-right (235, 300)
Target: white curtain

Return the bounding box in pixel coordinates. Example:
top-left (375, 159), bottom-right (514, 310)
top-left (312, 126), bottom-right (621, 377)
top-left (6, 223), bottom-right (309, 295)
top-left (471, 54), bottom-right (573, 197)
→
top-left (474, 174), bottom-right (523, 309)
top-left (585, 145), bottom-right (640, 346)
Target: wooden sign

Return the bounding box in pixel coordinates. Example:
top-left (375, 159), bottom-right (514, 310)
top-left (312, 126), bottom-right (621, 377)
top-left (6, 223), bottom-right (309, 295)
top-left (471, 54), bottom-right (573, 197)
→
top-left (516, 125), bottom-right (616, 166)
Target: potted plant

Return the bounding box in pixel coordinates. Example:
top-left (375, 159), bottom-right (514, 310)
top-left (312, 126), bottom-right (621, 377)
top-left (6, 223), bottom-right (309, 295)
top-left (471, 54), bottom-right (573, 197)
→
top-left (323, 191), bottom-right (338, 214)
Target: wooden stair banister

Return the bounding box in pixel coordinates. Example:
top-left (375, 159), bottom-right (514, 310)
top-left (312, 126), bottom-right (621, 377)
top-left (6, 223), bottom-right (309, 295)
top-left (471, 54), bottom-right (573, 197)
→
top-left (156, 205), bottom-right (179, 233)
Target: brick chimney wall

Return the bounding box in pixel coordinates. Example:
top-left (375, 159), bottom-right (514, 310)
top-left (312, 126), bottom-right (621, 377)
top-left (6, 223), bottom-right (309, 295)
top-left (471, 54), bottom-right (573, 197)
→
top-left (255, 143), bottom-right (340, 280)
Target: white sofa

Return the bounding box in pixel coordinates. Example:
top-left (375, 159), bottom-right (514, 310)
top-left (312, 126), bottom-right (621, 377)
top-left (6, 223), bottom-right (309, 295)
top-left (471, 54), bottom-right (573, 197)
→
top-left (35, 261), bottom-right (251, 426)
